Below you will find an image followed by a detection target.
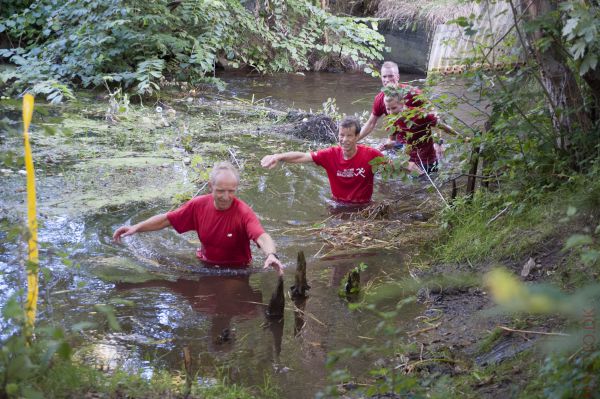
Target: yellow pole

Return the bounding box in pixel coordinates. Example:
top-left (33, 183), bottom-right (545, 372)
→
top-left (22, 93), bottom-right (39, 337)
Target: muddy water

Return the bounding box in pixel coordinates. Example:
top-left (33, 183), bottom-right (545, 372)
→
top-left (0, 72), bottom-right (465, 398)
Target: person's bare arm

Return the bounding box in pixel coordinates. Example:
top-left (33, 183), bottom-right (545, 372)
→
top-left (256, 233), bottom-right (284, 276)
top-left (113, 213), bottom-right (171, 242)
top-left (261, 152), bottom-right (313, 169)
top-left (437, 122), bottom-right (462, 137)
top-left (358, 113), bottom-right (380, 141)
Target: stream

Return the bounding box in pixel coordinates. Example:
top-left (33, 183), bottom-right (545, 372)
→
top-left (0, 71), bottom-right (479, 398)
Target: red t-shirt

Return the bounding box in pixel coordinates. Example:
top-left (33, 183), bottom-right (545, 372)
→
top-left (311, 145), bottom-right (383, 204)
top-left (166, 195), bottom-right (265, 267)
top-left (391, 110), bottom-right (438, 165)
top-left (372, 84), bottom-right (423, 117)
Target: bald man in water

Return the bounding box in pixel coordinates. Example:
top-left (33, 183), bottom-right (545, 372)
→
top-left (113, 161), bottom-right (284, 275)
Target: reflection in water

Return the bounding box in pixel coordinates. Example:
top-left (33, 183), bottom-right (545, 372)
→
top-left (293, 297), bottom-right (307, 338)
top-left (266, 276), bottom-right (285, 319)
top-left (265, 317), bottom-right (285, 372)
top-left (115, 275), bottom-right (263, 351)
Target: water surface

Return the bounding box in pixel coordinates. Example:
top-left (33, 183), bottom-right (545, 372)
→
top-left (0, 71), bottom-right (475, 397)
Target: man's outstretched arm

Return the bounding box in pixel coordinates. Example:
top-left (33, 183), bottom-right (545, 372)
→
top-left (113, 213), bottom-right (172, 243)
top-left (358, 113), bottom-right (380, 141)
top-left (256, 233), bottom-right (284, 276)
top-left (261, 152), bottom-right (313, 169)
top-left (437, 122), bottom-right (462, 137)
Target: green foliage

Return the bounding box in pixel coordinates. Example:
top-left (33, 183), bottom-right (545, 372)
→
top-left (560, 1), bottom-right (600, 75)
top-left (429, 0), bottom-right (600, 200)
top-left (537, 351), bottom-right (600, 399)
top-left (0, 294), bottom-right (72, 399)
top-left (0, 0), bottom-right (384, 102)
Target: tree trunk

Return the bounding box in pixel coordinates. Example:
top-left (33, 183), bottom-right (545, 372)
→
top-left (521, 0), bottom-right (592, 150)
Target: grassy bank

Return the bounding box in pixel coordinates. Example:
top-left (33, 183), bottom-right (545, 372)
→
top-left (412, 173), bottom-right (600, 397)
top-left (433, 173), bottom-right (600, 287)
top-left (320, 171), bottom-right (600, 398)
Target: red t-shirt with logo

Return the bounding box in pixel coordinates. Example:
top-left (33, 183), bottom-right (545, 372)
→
top-left (372, 84), bottom-right (423, 117)
top-left (311, 145), bottom-right (383, 204)
top-left (166, 195), bottom-right (265, 267)
top-left (391, 110), bottom-right (438, 165)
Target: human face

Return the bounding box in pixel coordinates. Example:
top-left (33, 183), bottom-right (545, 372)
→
top-left (384, 97), bottom-right (404, 115)
top-left (380, 66), bottom-right (399, 87)
top-left (210, 171), bottom-right (238, 210)
top-left (338, 126), bottom-right (359, 156)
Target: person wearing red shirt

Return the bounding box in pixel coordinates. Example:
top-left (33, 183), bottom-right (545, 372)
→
top-left (113, 161), bottom-right (284, 275)
top-left (381, 91), bottom-right (457, 175)
top-left (260, 116), bottom-right (384, 205)
top-left (357, 61), bottom-right (423, 142)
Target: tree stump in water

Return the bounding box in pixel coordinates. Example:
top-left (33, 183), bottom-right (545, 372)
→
top-left (290, 251), bottom-right (310, 299)
top-left (284, 111), bottom-right (337, 143)
top-left (343, 268), bottom-right (361, 296)
top-left (266, 276), bottom-right (285, 319)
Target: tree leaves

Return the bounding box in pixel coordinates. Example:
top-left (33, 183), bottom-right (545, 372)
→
top-left (2, 0), bottom-right (384, 101)
top-left (560, 0), bottom-right (600, 75)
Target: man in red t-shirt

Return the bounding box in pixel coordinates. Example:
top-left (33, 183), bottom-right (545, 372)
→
top-left (260, 116), bottom-right (384, 204)
top-left (357, 61), bottom-right (423, 142)
top-left (113, 162), bottom-right (284, 275)
top-left (381, 91), bottom-right (456, 175)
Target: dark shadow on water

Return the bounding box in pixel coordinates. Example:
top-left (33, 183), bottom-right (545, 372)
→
top-left (115, 275), bottom-right (264, 351)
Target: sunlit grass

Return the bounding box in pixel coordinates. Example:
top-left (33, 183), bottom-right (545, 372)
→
top-left (36, 360), bottom-right (279, 399)
top-left (432, 183), bottom-right (593, 265)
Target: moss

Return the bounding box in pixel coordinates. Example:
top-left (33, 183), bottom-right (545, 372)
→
top-left (476, 327), bottom-right (505, 355)
top-left (447, 350), bottom-right (543, 399)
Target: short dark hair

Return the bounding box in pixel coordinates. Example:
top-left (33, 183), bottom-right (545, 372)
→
top-left (339, 116), bottom-right (361, 136)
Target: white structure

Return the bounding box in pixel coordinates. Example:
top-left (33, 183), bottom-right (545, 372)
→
top-left (427, 0), bottom-right (524, 74)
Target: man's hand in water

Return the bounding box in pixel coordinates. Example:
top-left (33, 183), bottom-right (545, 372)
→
top-left (260, 154), bottom-right (280, 169)
top-left (264, 254), bottom-right (284, 276)
top-left (113, 225), bottom-right (138, 243)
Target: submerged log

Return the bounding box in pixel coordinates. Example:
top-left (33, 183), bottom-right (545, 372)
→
top-left (266, 276), bottom-right (285, 319)
top-left (290, 251), bottom-right (311, 299)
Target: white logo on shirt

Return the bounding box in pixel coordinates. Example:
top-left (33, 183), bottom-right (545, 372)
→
top-left (227, 233), bottom-right (233, 238)
top-left (337, 168), bottom-right (366, 178)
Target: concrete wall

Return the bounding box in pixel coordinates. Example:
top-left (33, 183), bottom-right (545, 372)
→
top-left (379, 22), bottom-right (431, 75)
top-left (427, 1), bottom-right (524, 74)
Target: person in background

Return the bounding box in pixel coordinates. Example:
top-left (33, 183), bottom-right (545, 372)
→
top-left (113, 161), bottom-right (284, 275)
top-left (358, 61), bottom-right (457, 162)
top-left (357, 61), bottom-right (424, 142)
top-left (381, 90), bottom-right (457, 175)
top-left (261, 116), bottom-right (384, 205)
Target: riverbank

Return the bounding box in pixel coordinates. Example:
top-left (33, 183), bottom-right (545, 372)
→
top-left (357, 178), bottom-right (600, 397)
